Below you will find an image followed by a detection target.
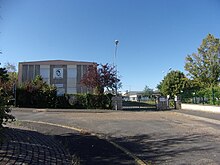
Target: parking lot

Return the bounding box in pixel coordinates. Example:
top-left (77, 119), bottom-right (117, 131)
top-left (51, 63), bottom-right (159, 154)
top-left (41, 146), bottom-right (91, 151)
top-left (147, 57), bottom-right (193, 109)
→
top-left (12, 109), bottom-right (220, 164)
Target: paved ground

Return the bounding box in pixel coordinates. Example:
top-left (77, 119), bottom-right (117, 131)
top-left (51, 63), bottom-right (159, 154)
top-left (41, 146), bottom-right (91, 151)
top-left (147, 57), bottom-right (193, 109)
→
top-left (0, 124), bottom-right (71, 165)
top-left (11, 108), bottom-right (220, 165)
top-left (1, 121), bottom-right (136, 165)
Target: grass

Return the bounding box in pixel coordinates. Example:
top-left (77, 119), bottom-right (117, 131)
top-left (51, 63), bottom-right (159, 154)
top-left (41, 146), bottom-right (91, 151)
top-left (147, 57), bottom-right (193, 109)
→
top-left (144, 100), bottom-right (156, 105)
top-left (123, 100), bottom-right (156, 107)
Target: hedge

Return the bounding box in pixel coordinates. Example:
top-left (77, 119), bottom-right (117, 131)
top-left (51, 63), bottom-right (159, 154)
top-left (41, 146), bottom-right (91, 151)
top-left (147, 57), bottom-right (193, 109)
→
top-left (16, 88), bottom-right (113, 109)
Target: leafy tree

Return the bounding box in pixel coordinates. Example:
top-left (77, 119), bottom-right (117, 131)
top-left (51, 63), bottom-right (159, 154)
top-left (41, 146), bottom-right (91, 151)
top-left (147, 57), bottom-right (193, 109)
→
top-left (160, 70), bottom-right (189, 98)
top-left (2, 63), bottom-right (18, 97)
top-left (185, 34), bottom-right (220, 87)
top-left (16, 75), bottom-right (57, 108)
top-left (156, 80), bottom-right (163, 91)
top-left (81, 63), bottom-right (120, 95)
top-left (0, 67), bottom-right (15, 127)
top-left (143, 85), bottom-right (153, 97)
top-left (0, 67), bottom-right (9, 82)
top-left (80, 64), bottom-right (100, 93)
top-left (185, 34), bottom-right (220, 104)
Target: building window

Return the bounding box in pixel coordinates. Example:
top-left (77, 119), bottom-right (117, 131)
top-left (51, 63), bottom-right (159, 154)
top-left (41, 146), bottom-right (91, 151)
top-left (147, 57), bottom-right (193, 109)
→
top-left (67, 68), bottom-right (76, 78)
top-left (40, 66), bottom-right (50, 84)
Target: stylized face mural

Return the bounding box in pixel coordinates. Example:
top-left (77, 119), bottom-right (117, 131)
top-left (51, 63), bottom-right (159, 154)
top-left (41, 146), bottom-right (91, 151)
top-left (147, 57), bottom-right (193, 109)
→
top-left (56, 69), bottom-right (61, 76)
top-left (53, 68), bottom-right (63, 79)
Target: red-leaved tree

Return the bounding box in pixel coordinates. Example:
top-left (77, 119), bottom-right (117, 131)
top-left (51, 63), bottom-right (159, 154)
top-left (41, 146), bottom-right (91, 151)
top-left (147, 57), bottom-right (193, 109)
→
top-left (81, 63), bottom-right (120, 95)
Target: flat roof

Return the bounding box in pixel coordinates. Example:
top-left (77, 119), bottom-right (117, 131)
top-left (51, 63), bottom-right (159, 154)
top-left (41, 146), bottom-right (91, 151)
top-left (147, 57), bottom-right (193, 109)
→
top-left (19, 60), bottom-right (96, 65)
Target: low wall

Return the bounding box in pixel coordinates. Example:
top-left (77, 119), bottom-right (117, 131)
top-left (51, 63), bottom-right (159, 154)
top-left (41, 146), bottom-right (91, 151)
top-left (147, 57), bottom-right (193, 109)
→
top-left (181, 103), bottom-right (220, 113)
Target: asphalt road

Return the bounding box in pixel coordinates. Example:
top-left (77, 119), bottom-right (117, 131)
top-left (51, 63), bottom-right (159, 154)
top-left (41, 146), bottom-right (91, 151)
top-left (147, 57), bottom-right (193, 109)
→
top-left (11, 109), bottom-right (220, 165)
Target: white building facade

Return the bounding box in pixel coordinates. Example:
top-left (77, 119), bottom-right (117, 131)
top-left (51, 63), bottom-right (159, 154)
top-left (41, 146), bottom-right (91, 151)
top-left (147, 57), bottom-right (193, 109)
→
top-left (18, 60), bottom-right (96, 95)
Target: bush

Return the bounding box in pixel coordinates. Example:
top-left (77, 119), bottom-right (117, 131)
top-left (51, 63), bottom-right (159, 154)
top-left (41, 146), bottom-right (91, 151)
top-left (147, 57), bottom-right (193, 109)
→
top-left (0, 68), bottom-right (15, 127)
top-left (16, 85), bottom-right (113, 109)
top-left (16, 86), bottom-right (57, 108)
top-left (67, 93), bottom-right (113, 109)
top-left (16, 76), bottom-right (57, 108)
top-left (16, 76), bottom-right (114, 109)
top-left (55, 95), bottom-right (71, 108)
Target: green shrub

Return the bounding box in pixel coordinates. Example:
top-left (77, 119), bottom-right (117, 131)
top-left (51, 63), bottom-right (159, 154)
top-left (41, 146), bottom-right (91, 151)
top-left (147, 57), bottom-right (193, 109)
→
top-left (16, 76), bottom-right (113, 109)
top-left (16, 89), bottom-right (113, 109)
top-left (0, 68), bottom-right (15, 127)
top-left (55, 96), bottom-right (71, 108)
top-left (65, 93), bottom-right (113, 109)
top-left (16, 76), bottom-right (57, 108)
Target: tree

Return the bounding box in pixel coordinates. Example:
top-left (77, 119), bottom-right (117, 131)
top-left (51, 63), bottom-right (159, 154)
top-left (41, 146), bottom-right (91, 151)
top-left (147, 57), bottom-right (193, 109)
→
top-left (156, 80), bottom-right (163, 92)
top-left (185, 34), bottom-right (220, 104)
top-left (185, 34), bottom-right (220, 87)
top-left (3, 63), bottom-right (18, 95)
top-left (80, 63), bottom-right (100, 93)
top-left (160, 70), bottom-right (189, 98)
top-left (0, 67), bottom-right (9, 82)
top-left (143, 85), bottom-right (153, 97)
top-left (81, 63), bottom-right (120, 95)
top-left (0, 67), bottom-right (15, 127)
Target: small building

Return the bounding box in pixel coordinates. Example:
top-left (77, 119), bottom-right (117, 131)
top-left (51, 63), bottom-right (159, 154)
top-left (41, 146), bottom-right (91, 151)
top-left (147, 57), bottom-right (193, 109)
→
top-left (122, 91), bottom-right (144, 101)
top-left (18, 60), bottom-right (96, 95)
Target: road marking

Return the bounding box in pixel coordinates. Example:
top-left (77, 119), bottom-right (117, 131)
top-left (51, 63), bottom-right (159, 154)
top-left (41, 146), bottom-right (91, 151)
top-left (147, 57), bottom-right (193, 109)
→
top-left (107, 140), bottom-right (147, 165)
top-left (20, 120), bottom-right (147, 165)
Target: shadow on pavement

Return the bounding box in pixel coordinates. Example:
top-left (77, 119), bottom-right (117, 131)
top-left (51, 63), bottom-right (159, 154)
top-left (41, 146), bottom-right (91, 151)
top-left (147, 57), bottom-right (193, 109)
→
top-left (111, 134), bottom-right (218, 164)
top-left (55, 133), bottom-right (135, 165)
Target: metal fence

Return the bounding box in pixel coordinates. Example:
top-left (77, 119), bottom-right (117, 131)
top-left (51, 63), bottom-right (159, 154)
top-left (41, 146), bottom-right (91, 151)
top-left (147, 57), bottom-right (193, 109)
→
top-left (181, 96), bottom-right (220, 105)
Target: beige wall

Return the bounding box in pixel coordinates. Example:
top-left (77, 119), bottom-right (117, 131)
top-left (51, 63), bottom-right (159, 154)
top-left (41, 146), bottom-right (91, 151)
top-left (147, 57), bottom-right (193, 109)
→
top-left (18, 60), bottom-right (95, 94)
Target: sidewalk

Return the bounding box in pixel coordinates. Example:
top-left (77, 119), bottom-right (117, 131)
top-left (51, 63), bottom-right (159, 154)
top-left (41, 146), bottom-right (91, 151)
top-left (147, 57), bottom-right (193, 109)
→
top-left (0, 121), bottom-right (136, 165)
top-left (0, 124), bottom-right (71, 164)
top-left (176, 109), bottom-right (220, 123)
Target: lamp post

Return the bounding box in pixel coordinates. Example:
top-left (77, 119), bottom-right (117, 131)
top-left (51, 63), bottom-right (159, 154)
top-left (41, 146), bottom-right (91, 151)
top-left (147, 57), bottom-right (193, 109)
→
top-left (114, 40), bottom-right (119, 110)
top-left (114, 40), bottom-right (119, 95)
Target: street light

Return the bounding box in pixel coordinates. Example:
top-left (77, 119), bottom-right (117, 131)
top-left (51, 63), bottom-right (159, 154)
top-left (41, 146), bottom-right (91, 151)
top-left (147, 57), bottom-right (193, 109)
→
top-left (114, 40), bottom-right (119, 95)
top-left (114, 40), bottom-right (119, 110)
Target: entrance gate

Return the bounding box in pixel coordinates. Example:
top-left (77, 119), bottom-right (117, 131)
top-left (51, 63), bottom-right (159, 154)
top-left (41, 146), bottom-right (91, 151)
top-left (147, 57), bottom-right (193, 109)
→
top-left (122, 100), bottom-right (157, 111)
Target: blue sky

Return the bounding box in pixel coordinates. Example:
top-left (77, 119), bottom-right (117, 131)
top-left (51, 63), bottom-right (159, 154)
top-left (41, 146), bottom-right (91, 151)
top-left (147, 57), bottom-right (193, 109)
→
top-left (0, 0), bottom-right (220, 91)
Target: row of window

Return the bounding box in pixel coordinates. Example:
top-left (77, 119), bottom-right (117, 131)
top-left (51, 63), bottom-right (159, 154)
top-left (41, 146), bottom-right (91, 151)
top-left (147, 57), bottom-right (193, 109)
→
top-left (40, 68), bottom-right (77, 79)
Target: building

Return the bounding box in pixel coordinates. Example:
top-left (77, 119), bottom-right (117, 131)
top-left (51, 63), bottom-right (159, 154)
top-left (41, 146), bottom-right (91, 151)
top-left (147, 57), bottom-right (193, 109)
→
top-left (122, 91), bottom-right (144, 101)
top-left (18, 60), bottom-right (96, 95)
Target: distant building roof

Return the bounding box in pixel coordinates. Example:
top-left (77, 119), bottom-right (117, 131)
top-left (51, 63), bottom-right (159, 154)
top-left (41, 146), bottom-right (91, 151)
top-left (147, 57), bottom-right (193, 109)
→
top-left (122, 91), bottom-right (144, 96)
top-left (19, 60), bottom-right (96, 65)
top-left (128, 91), bottom-right (144, 95)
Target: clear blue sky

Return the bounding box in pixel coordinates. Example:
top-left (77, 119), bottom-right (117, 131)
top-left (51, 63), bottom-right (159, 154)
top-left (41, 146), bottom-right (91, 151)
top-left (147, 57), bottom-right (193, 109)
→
top-left (0, 0), bottom-right (220, 91)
